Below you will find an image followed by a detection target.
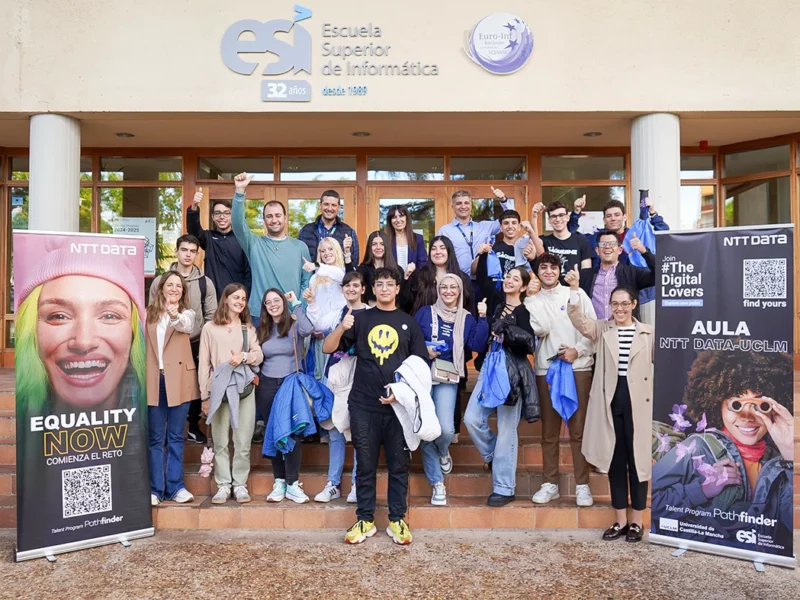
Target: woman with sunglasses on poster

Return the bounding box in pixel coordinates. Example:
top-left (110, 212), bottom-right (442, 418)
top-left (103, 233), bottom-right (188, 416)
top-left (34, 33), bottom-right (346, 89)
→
top-left (651, 350), bottom-right (794, 552)
top-left (384, 205), bottom-right (427, 281)
top-left (565, 269), bottom-right (654, 543)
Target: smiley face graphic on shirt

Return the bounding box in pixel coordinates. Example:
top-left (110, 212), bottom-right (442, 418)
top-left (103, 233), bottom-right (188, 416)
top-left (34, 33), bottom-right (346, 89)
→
top-left (368, 324), bottom-right (399, 365)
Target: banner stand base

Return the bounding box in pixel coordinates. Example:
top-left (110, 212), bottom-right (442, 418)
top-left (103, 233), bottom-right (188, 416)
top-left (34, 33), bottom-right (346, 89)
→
top-left (15, 527), bottom-right (155, 562)
top-left (649, 533), bottom-right (796, 570)
top-left (753, 561), bottom-right (766, 572)
top-left (671, 548), bottom-right (687, 557)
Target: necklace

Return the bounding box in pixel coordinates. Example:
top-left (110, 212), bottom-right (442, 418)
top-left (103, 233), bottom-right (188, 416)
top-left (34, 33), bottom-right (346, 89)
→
top-left (265, 236), bottom-right (283, 252)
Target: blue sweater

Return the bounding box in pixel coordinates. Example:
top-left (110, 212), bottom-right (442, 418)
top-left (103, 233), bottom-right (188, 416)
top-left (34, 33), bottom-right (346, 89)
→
top-left (413, 305), bottom-right (489, 362)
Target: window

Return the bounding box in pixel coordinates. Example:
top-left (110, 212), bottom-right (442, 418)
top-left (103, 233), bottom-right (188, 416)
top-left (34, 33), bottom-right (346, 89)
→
top-left (100, 157), bottom-right (182, 181)
top-left (679, 185), bottom-right (716, 230)
top-left (724, 146), bottom-right (790, 178)
top-left (199, 157), bottom-right (274, 181)
top-left (7, 187), bottom-right (29, 312)
top-left (368, 156), bottom-right (444, 180)
top-left (680, 155), bottom-right (715, 179)
top-left (541, 156), bottom-right (625, 181)
top-left (10, 156), bottom-right (92, 181)
top-left (379, 198), bottom-right (436, 246)
top-left (280, 157), bottom-right (356, 181)
top-left (724, 177), bottom-right (790, 227)
top-left (450, 156), bottom-right (526, 181)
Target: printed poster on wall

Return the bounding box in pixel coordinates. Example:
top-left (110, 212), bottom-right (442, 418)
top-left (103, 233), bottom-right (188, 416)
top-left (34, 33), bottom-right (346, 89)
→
top-left (650, 225), bottom-right (795, 569)
top-left (14, 231), bottom-right (154, 561)
top-left (112, 217), bottom-right (157, 275)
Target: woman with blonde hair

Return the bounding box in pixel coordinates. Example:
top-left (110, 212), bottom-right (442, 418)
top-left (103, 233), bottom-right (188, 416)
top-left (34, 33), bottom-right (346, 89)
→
top-left (145, 270), bottom-right (198, 505)
top-left (198, 283), bottom-right (264, 504)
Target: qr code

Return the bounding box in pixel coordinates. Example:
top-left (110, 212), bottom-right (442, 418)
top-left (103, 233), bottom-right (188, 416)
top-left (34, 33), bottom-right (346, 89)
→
top-left (743, 258), bottom-right (787, 299)
top-left (62, 464), bottom-right (112, 519)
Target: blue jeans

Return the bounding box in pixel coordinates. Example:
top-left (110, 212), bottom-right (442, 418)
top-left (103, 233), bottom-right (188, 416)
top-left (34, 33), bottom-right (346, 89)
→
top-left (148, 374), bottom-right (190, 500)
top-left (420, 382), bottom-right (458, 485)
top-left (464, 372), bottom-right (523, 496)
top-left (327, 427), bottom-right (357, 487)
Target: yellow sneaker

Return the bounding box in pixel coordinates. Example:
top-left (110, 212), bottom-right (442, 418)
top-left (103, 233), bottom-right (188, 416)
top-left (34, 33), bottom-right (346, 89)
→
top-left (345, 520), bottom-right (377, 545)
top-left (386, 519), bottom-right (413, 545)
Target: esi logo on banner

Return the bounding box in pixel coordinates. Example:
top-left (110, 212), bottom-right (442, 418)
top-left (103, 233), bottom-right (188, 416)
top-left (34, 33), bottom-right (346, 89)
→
top-left (221, 4), bottom-right (313, 102)
top-left (463, 13), bottom-right (534, 75)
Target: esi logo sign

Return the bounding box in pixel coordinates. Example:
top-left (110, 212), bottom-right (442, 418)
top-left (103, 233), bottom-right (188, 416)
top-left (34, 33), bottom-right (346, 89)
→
top-left (221, 5), bottom-right (313, 102)
top-left (736, 529), bottom-right (757, 545)
top-left (464, 13), bottom-right (534, 75)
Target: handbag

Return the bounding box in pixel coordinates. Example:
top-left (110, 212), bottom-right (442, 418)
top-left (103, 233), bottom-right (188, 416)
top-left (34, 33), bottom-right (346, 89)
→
top-left (239, 326), bottom-right (255, 399)
top-left (430, 311), bottom-right (460, 385)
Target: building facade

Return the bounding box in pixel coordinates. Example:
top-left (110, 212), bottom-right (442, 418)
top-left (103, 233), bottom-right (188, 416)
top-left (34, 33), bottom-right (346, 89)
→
top-left (1, 0), bottom-right (799, 365)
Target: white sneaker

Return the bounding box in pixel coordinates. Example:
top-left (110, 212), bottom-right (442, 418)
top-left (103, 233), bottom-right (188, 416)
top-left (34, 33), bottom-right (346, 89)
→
top-left (286, 481), bottom-right (310, 504)
top-left (314, 481), bottom-right (341, 503)
top-left (575, 484), bottom-right (594, 507)
top-left (212, 487), bottom-right (231, 504)
top-left (267, 479), bottom-right (286, 502)
top-left (531, 483), bottom-right (560, 504)
top-left (439, 452), bottom-right (453, 475)
top-left (172, 488), bottom-right (194, 504)
top-left (234, 486), bottom-right (252, 504)
top-left (150, 493), bottom-right (160, 506)
top-left (346, 486), bottom-right (358, 504)
top-left (431, 482), bottom-right (447, 506)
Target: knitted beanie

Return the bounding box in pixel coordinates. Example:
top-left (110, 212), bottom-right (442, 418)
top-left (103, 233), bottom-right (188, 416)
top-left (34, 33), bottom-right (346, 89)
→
top-left (13, 232), bottom-right (146, 320)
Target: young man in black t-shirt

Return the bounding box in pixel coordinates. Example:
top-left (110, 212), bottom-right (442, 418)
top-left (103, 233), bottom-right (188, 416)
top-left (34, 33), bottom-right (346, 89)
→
top-left (323, 267), bottom-right (427, 546)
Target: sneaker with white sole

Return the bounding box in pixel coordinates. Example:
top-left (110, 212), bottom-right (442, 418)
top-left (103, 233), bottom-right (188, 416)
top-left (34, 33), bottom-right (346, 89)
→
top-left (431, 482), bottom-right (447, 506)
top-left (212, 487), bottom-right (231, 504)
top-left (150, 493), bottom-right (160, 507)
top-left (172, 488), bottom-right (194, 504)
top-left (439, 452), bottom-right (453, 475)
top-left (234, 486), bottom-right (252, 504)
top-left (575, 484), bottom-right (594, 507)
top-left (286, 481), bottom-right (310, 504)
top-left (531, 483), bottom-right (560, 504)
top-left (346, 486), bottom-right (358, 504)
top-left (314, 481), bottom-right (341, 503)
top-left (267, 479), bottom-right (286, 502)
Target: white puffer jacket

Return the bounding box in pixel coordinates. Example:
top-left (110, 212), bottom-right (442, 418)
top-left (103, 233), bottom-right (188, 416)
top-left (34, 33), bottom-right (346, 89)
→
top-left (389, 355), bottom-right (440, 451)
top-left (327, 355), bottom-right (356, 441)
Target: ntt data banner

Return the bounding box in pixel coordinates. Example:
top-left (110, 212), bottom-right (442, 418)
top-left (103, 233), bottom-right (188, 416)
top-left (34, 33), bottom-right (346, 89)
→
top-left (650, 225), bottom-right (795, 568)
top-left (14, 231), bottom-right (154, 561)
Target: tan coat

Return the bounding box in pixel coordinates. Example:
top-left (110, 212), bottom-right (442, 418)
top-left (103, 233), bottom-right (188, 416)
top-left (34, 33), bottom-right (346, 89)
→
top-left (567, 301), bottom-right (654, 482)
top-left (146, 320), bottom-right (200, 408)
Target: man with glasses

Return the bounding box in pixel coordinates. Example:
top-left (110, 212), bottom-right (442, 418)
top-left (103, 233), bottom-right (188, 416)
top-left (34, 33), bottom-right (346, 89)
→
top-left (522, 201), bottom-right (592, 285)
top-left (577, 229), bottom-right (656, 321)
top-left (323, 268), bottom-right (428, 546)
top-left (187, 188), bottom-right (251, 301)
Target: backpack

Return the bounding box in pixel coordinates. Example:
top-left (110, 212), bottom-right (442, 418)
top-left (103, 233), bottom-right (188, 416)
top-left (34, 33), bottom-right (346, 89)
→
top-left (198, 275), bottom-right (208, 317)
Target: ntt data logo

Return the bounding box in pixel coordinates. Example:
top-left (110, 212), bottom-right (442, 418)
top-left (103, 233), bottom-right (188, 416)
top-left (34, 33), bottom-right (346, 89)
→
top-left (221, 5), bottom-right (313, 102)
top-left (464, 13), bottom-right (534, 75)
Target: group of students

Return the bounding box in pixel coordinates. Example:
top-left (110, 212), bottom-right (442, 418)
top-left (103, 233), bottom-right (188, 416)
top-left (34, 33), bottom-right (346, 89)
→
top-left (145, 172), bottom-right (668, 546)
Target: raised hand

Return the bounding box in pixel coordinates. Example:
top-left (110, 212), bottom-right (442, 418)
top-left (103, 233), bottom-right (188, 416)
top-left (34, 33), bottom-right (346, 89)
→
top-left (476, 242), bottom-right (492, 255)
top-left (564, 264), bottom-right (580, 290)
top-left (192, 187), bottom-right (203, 208)
top-left (234, 172), bottom-right (254, 193)
top-left (522, 240), bottom-right (537, 260)
top-left (526, 275), bottom-right (541, 296)
top-left (166, 303), bottom-right (179, 320)
top-left (629, 233), bottom-right (646, 254)
top-left (285, 291), bottom-right (298, 304)
top-left (574, 195), bottom-right (587, 213)
top-left (490, 186), bottom-right (506, 200)
top-left (343, 234), bottom-right (353, 253)
top-left (520, 220), bottom-right (534, 235)
top-left (340, 307), bottom-right (355, 331)
top-left (301, 287), bottom-right (315, 304)
top-left (404, 262), bottom-right (416, 280)
top-left (532, 202), bottom-right (545, 217)
top-left (477, 297), bottom-right (488, 318)
top-left (302, 257), bottom-right (317, 273)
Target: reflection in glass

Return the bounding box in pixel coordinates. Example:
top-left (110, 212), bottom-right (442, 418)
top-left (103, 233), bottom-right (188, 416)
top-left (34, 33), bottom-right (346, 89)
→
top-left (280, 157), bottom-right (356, 181)
top-left (79, 187), bottom-right (93, 233)
top-left (8, 187), bottom-right (30, 312)
top-left (379, 198), bottom-right (435, 247)
top-left (470, 197), bottom-right (514, 224)
top-left (679, 185), bottom-right (716, 230)
top-left (724, 177), bottom-right (790, 227)
top-left (450, 157), bottom-right (526, 181)
top-left (287, 197), bottom-right (333, 239)
top-left (100, 187), bottom-right (183, 274)
top-left (541, 186), bottom-right (626, 233)
top-left (5, 321), bottom-right (14, 349)
top-left (10, 156), bottom-right (92, 181)
top-left (199, 157), bottom-right (274, 181)
top-left (680, 155), bottom-right (715, 179)
top-left (724, 146), bottom-right (789, 178)
top-left (100, 157), bottom-right (182, 181)
top-left (368, 157), bottom-right (444, 180)
top-left (541, 156), bottom-right (625, 181)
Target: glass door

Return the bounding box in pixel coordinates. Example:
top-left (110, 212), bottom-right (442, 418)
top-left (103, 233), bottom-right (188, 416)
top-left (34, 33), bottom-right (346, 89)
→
top-left (273, 186), bottom-right (357, 240)
top-left (445, 185), bottom-right (528, 241)
top-left (366, 186), bottom-right (450, 249)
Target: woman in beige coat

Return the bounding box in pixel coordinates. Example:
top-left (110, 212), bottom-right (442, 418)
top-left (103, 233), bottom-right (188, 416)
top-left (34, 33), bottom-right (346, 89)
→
top-left (565, 265), bottom-right (654, 543)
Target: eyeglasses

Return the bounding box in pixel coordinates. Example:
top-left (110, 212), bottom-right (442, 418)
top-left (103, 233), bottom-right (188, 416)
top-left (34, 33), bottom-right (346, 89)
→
top-left (726, 398), bottom-right (772, 414)
top-left (438, 285), bottom-right (460, 292)
top-left (264, 299), bottom-right (283, 307)
top-left (610, 301), bottom-right (632, 309)
top-left (212, 211), bottom-right (232, 217)
top-left (548, 212), bottom-right (569, 221)
top-left (374, 281), bottom-right (397, 289)
top-left (597, 241), bottom-right (619, 248)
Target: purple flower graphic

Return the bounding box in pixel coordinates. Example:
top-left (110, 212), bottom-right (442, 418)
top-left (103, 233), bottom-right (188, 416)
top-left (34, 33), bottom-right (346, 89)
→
top-left (669, 403), bottom-right (692, 432)
top-left (675, 439), bottom-right (696, 462)
top-left (696, 412), bottom-right (707, 433)
top-left (656, 432), bottom-right (671, 454)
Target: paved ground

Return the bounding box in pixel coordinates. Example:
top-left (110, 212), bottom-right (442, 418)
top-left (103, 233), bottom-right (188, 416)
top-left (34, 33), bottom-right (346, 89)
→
top-left (0, 530), bottom-right (798, 599)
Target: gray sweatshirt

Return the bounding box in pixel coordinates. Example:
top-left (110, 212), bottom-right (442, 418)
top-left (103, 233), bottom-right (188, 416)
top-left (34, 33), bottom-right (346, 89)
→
top-left (259, 304), bottom-right (314, 378)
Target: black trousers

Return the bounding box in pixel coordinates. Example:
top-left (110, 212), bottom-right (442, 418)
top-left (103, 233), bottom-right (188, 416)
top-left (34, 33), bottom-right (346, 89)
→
top-left (351, 408), bottom-right (409, 523)
top-left (187, 340), bottom-right (202, 427)
top-left (256, 375), bottom-right (301, 484)
top-left (609, 376), bottom-right (648, 511)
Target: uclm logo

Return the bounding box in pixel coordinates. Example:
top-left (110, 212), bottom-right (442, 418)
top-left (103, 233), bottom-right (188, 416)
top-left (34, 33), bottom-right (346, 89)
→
top-left (221, 4), bottom-right (313, 102)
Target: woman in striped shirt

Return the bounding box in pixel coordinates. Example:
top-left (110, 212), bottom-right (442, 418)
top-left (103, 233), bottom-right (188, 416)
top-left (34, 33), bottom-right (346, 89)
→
top-left (564, 266), bottom-right (654, 544)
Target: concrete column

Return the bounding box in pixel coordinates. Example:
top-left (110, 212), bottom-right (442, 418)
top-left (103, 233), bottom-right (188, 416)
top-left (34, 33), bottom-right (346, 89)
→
top-left (29, 114), bottom-right (81, 231)
top-left (631, 113), bottom-right (681, 230)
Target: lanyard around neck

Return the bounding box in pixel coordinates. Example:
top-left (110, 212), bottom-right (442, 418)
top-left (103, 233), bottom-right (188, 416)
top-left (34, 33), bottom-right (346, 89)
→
top-left (455, 221), bottom-right (475, 258)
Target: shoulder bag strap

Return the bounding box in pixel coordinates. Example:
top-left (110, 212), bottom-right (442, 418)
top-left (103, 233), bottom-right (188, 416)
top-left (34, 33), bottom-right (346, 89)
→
top-left (431, 310), bottom-right (439, 343)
